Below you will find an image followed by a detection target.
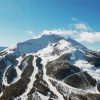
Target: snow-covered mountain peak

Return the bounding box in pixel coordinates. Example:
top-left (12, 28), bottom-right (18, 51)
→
top-left (0, 34), bottom-right (90, 61)
top-left (0, 33), bottom-right (100, 100)
top-left (37, 39), bottom-right (75, 59)
top-left (16, 34), bottom-right (64, 54)
top-left (15, 34), bottom-right (88, 55)
top-left (2, 34), bottom-right (89, 58)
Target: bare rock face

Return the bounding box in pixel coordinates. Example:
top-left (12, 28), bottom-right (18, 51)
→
top-left (46, 54), bottom-right (80, 80)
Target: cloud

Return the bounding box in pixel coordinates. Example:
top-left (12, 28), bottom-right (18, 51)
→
top-left (28, 28), bottom-right (100, 44)
top-left (76, 32), bottom-right (100, 43)
top-left (26, 29), bottom-right (77, 39)
top-left (42, 29), bottom-right (76, 36)
top-left (98, 49), bottom-right (100, 52)
top-left (26, 19), bottom-right (100, 44)
top-left (26, 31), bottom-right (33, 35)
top-left (71, 18), bottom-right (78, 21)
top-left (0, 39), bottom-right (10, 46)
top-left (74, 23), bottom-right (88, 31)
top-left (26, 30), bottom-right (39, 39)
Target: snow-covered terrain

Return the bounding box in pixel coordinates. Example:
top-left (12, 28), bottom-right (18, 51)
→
top-left (0, 34), bottom-right (100, 100)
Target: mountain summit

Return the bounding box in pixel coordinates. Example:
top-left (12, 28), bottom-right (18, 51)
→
top-left (16, 34), bottom-right (64, 54)
top-left (0, 34), bottom-right (100, 100)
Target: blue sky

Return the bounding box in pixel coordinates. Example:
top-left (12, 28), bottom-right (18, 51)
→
top-left (0, 0), bottom-right (100, 50)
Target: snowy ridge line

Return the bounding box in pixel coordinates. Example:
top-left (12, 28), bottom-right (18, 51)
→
top-left (19, 56), bottom-right (38, 100)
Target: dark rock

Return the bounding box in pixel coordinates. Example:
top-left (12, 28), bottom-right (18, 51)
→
top-left (46, 54), bottom-right (80, 80)
top-left (64, 71), bottom-right (96, 89)
top-left (21, 55), bottom-right (34, 77)
top-left (5, 66), bottom-right (17, 84)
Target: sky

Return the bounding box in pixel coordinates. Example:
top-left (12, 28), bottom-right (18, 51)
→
top-left (0, 0), bottom-right (100, 51)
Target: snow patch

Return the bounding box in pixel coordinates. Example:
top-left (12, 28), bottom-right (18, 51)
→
top-left (37, 92), bottom-right (50, 100)
top-left (74, 60), bottom-right (93, 68)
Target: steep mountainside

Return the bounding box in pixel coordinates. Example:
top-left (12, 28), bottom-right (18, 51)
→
top-left (0, 34), bottom-right (100, 100)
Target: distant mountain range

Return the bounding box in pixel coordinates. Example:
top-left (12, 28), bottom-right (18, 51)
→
top-left (0, 46), bottom-right (7, 51)
top-left (0, 34), bottom-right (100, 100)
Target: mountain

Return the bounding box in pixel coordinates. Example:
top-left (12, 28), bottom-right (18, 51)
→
top-left (0, 46), bottom-right (6, 51)
top-left (16, 34), bottom-right (64, 54)
top-left (0, 34), bottom-right (100, 100)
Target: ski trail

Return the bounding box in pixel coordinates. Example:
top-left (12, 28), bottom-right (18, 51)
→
top-left (20, 56), bottom-right (38, 100)
top-left (0, 92), bottom-right (3, 97)
top-left (2, 65), bottom-right (11, 86)
top-left (41, 57), bottom-right (64, 100)
top-left (10, 57), bottom-right (23, 84)
top-left (0, 65), bottom-right (11, 97)
top-left (37, 92), bottom-right (50, 100)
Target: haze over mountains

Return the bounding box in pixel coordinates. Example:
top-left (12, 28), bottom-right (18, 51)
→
top-left (0, 33), bottom-right (100, 100)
